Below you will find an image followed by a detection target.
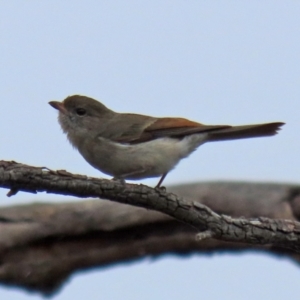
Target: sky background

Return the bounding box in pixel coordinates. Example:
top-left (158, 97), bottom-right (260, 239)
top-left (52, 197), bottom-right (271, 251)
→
top-left (1, 1), bottom-right (300, 299)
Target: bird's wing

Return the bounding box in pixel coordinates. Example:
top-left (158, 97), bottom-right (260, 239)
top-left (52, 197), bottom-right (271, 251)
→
top-left (114, 116), bottom-right (230, 144)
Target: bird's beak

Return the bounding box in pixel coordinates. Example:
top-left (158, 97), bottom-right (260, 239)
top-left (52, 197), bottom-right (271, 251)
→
top-left (49, 101), bottom-right (68, 114)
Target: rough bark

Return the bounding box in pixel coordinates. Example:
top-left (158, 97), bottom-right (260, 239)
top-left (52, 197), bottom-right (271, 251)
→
top-left (0, 160), bottom-right (300, 296)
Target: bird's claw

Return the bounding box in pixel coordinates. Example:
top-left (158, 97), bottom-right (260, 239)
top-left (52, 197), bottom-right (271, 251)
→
top-left (155, 185), bottom-right (167, 192)
top-left (111, 177), bottom-right (126, 185)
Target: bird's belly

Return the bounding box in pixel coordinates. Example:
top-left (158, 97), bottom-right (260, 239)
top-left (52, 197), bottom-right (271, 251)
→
top-left (78, 134), bottom-right (207, 180)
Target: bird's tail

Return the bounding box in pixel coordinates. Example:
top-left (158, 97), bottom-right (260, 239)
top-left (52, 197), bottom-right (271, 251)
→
top-left (207, 122), bottom-right (284, 142)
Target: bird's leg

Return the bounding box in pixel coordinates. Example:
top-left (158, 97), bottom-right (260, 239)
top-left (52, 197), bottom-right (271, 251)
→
top-left (111, 168), bottom-right (146, 185)
top-left (155, 173), bottom-right (168, 189)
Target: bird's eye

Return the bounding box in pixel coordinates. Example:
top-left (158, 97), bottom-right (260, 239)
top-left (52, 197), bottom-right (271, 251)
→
top-left (75, 108), bottom-right (86, 116)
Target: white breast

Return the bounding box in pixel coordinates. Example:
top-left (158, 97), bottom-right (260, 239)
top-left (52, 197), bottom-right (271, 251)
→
top-left (78, 133), bottom-right (209, 180)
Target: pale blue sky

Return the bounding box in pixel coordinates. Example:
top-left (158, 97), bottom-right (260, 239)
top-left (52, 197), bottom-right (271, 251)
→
top-left (1, 1), bottom-right (300, 299)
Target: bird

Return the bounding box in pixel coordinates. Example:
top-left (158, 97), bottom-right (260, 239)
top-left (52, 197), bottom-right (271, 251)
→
top-left (49, 95), bottom-right (284, 188)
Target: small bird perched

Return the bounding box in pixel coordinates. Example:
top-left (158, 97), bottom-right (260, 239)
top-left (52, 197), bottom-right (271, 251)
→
top-left (49, 95), bottom-right (284, 188)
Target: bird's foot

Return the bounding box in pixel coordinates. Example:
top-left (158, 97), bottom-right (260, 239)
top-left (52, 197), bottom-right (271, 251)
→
top-left (111, 177), bottom-right (126, 185)
top-left (155, 185), bottom-right (167, 192)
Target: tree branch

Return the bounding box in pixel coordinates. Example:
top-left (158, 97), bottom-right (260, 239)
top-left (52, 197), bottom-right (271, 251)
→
top-left (0, 160), bottom-right (300, 295)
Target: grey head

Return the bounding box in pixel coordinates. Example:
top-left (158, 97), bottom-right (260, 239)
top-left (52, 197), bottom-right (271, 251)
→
top-left (49, 95), bottom-right (115, 144)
